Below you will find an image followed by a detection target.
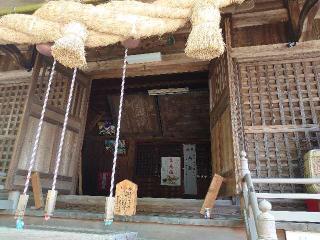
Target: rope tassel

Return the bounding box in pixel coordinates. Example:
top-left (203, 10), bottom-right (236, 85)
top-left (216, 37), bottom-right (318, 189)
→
top-left (45, 67), bottom-right (78, 220)
top-left (104, 48), bottom-right (128, 225)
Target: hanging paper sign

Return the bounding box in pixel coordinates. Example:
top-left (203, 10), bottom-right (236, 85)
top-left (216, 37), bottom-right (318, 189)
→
top-left (183, 144), bottom-right (197, 195)
top-left (97, 121), bottom-right (115, 136)
top-left (98, 171), bottom-right (111, 192)
top-left (114, 179), bottom-right (138, 216)
top-left (161, 157), bottom-right (181, 186)
top-left (105, 139), bottom-right (126, 155)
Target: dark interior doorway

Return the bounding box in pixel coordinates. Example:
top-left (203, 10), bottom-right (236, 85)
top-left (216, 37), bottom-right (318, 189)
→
top-left (81, 71), bottom-right (212, 199)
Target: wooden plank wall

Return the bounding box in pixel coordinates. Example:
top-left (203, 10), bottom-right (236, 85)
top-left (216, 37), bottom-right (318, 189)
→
top-left (231, 0), bottom-right (289, 47)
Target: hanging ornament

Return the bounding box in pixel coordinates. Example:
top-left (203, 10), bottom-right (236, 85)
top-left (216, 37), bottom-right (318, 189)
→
top-left (121, 38), bottom-right (140, 49)
top-left (16, 218), bottom-right (24, 230)
top-left (36, 43), bottom-right (53, 57)
top-left (167, 34), bottom-right (175, 46)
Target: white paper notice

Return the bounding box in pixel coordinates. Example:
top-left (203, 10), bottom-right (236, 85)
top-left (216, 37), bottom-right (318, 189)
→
top-left (183, 144), bottom-right (197, 195)
top-left (161, 157), bottom-right (181, 186)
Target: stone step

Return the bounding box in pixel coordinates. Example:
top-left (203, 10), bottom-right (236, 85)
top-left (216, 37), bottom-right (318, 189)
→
top-left (0, 200), bottom-right (13, 210)
top-left (0, 212), bottom-right (246, 240)
top-left (0, 226), bottom-right (137, 240)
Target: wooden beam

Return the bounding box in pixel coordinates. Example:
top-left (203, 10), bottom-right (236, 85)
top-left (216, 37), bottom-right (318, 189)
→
top-left (85, 53), bottom-right (209, 79)
top-left (231, 40), bottom-right (320, 60)
top-left (232, 8), bottom-right (289, 28)
top-left (0, 70), bottom-right (32, 84)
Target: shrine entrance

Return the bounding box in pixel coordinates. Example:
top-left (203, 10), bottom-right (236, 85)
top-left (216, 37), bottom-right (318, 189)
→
top-left (81, 71), bottom-right (212, 200)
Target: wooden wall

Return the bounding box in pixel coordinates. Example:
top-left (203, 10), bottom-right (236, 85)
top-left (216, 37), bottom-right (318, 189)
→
top-left (231, 0), bottom-right (289, 47)
top-left (230, 44), bottom-right (320, 193)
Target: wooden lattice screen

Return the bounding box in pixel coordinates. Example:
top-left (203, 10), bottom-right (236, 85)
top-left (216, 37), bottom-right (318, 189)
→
top-left (209, 52), bottom-right (228, 112)
top-left (0, 82), bottom-right (29, 185)
top-left (34, 60), bottom-right (85, 120)
top-left (233, 50), bottom-right (320, 193)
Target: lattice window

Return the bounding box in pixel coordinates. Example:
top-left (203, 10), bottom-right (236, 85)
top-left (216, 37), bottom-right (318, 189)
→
top-left (235, 56), bottom-right (320, 193)
top-left (34, 61), bottom-right (85, 119)
top-left (0, 83), bottom-right (29, 184)
top-left (209, 52), bottom-right (228, 110)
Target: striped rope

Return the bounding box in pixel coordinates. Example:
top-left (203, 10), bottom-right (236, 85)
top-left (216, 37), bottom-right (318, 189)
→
top-left (52, 67), bottom-right (77, 190)
top-left (109, 48), bottom-right (128, 198)
top-left (23, 60), bottom-right (56, 195)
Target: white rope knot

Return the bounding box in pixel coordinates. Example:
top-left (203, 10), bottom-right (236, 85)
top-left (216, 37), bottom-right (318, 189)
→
top-left (62, 21), bottom-right (88, 41)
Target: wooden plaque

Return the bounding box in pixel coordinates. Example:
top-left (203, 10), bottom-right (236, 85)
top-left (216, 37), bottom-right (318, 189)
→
top-left (200, 174), bottom-right (224, 215)
top-left (31, 172), bottom-right (44, 209)
top-left (114, 180), bottom-right (138, 216)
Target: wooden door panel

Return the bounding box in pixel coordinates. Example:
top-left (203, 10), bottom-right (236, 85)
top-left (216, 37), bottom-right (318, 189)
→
top-left (6, 55), bottom-right (91, 194)
top-left (59, 129), bottom-right (78, 177)
top-left (17, 117), bottom-right (57, 173)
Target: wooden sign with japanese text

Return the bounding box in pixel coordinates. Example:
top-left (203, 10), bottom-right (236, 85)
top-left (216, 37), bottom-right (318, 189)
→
top-left (114, 179), bottom-right (138, 216)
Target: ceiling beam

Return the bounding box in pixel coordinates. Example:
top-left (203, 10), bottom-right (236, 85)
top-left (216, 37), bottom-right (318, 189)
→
top-left (232, 8), bottom-right (289, 28)
top-left (85, 53), bottom-right (209, 79)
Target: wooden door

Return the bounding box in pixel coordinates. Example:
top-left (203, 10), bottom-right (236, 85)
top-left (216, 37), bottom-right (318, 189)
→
top-left (6, 55), bottom-right (91, 194)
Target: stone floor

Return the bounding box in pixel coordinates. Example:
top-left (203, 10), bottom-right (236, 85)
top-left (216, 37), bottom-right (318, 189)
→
top-left (0, 227), bottom-right (137, 240)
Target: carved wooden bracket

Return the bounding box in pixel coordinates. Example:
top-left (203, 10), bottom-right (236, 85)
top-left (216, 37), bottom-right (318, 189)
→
top-left (286, 0), bottom-right (320, 42)
top-left (0, 44), bottom-right (36, 71)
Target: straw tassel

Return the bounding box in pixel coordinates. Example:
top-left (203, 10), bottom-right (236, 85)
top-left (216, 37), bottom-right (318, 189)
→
top-left (185, 3), bottom-right (224, 60)
top-left (51, 22), bottom-right (88, 69)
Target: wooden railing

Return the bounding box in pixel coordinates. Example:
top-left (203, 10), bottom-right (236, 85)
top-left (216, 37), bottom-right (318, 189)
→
top-left (240, 151), bottom-right (320, 240)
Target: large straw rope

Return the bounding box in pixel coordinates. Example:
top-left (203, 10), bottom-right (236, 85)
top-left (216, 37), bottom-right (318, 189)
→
top-left (0, 14), bottom-right (125, 48)
top-left (34, 1), bottom-right (187, 38)
top-left (105, 1), bottom-right (191, 19)
top-left (185, 3), bottom-right (224, 60)
top-left (0, 0), bottom-right (247, 67)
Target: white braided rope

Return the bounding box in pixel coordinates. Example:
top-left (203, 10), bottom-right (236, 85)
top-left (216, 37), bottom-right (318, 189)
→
top-left (23, 60), bottom-right (56, 195)
top-left (52, 68), bottom-right (77, 190)
top-left (109, 48), bottom-right (128, 198)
